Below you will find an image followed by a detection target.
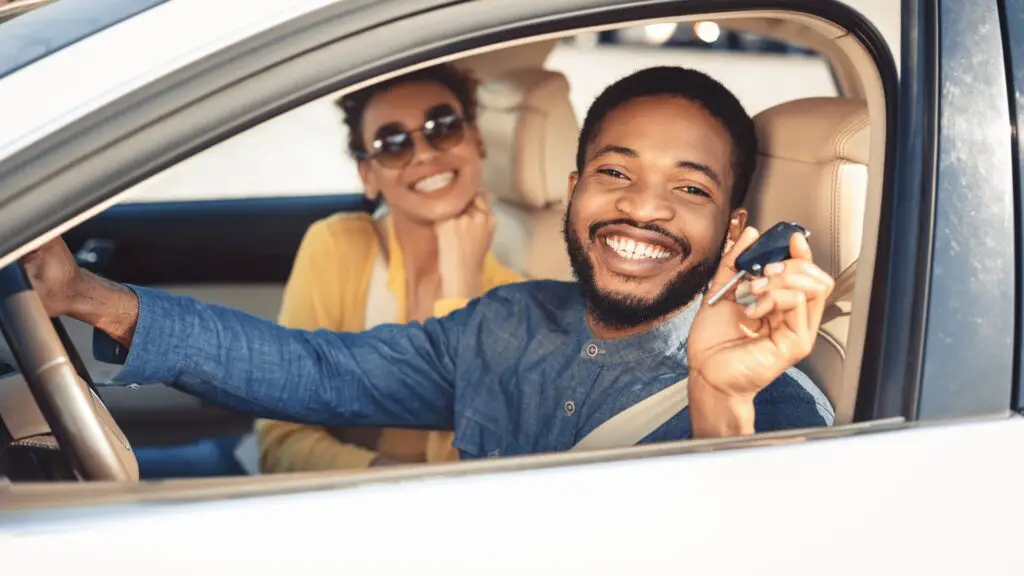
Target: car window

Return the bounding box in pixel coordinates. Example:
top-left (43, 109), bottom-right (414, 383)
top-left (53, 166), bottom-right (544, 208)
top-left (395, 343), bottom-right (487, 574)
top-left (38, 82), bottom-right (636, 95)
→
top-left (0, 0), bottom-right (170, 80)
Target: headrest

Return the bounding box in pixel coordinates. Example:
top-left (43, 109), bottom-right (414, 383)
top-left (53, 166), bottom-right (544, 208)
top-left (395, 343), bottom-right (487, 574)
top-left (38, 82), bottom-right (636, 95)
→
top-left (754, 97), bottom-right (870, 165)
top-left (477, 69), bottom-right (579, 210)
top-left (747, 97), bottom-right (870, 279)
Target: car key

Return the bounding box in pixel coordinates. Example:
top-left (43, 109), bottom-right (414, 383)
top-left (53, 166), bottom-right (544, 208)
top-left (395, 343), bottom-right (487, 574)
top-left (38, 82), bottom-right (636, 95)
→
top-left (705, 221), bottom-right (811, 306)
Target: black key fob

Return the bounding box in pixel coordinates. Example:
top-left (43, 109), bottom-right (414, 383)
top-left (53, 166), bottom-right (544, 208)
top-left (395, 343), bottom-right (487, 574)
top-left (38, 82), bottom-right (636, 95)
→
top-left (705, 221), bottom-right (811, 306)
top-left (735, 222), bottom-right (809, 277)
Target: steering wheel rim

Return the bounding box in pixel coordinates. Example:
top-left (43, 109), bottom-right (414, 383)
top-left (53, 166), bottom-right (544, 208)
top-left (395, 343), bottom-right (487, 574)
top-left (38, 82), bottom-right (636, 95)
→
top-left (0, 263), bottom-right (136, 481)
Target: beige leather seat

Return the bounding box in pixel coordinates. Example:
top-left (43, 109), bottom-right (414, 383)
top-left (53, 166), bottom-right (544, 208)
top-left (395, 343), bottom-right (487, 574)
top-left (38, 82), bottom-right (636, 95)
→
top-left (745, 97), bottom-right (869, 424)
top-left (475, 68), bottom-right (578, 281)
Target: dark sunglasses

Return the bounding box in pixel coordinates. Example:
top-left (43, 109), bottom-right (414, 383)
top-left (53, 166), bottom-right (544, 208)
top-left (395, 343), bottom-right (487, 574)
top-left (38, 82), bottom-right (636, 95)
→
top-left (359, 103), bottom-right (466, 168)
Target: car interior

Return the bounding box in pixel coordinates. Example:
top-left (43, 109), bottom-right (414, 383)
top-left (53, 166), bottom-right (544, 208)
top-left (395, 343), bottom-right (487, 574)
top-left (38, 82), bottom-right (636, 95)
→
top-left (0, 7), bottom-right (892, 500)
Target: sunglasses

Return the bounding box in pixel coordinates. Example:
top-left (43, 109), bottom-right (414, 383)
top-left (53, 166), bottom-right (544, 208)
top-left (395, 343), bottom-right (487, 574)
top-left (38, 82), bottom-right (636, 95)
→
top-left (359, 103), bottom-right (466, 168)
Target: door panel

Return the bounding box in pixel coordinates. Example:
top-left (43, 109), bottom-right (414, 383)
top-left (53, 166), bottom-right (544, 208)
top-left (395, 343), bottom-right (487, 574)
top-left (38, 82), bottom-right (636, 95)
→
top-left (60, 193), bottom-right (368, 446)
top-left (63, 194), bottom-right (367, 285)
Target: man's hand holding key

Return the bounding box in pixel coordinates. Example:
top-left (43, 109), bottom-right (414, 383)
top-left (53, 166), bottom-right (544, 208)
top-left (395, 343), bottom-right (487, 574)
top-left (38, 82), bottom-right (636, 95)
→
top-left (686, 226), bottom-right (835, 438)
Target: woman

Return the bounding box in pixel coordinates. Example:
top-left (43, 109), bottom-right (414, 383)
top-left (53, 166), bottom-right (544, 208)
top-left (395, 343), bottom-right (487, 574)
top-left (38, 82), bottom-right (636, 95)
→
top-left (257, 64), bottom-right (523, 471)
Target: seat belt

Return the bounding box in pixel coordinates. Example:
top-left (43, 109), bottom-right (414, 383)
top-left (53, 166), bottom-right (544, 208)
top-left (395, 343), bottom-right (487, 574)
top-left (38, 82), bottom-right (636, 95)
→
top-left (570, 377), bottom-right (689, 452)
top-left (570, 259), bottom-right (861, 452)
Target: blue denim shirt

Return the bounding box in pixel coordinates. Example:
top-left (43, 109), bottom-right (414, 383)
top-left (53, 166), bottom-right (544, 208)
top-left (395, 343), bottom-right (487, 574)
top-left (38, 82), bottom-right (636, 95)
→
top-left (96, 280), bottom-right (834, 458)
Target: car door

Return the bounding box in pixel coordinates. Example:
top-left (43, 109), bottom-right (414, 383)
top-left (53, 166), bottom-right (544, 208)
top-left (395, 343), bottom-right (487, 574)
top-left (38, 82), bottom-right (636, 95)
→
top-left (1, 0), bottom-right (1023, 573)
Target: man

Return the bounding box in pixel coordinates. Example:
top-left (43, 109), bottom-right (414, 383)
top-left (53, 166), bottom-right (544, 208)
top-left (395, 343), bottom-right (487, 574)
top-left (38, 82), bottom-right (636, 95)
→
top-left (23, 66), bottom-right (835, 458)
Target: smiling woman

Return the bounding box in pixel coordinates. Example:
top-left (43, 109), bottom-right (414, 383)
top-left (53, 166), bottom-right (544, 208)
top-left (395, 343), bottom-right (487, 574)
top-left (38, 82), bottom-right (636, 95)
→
top-left (251, 63), bottom-right (525, 476)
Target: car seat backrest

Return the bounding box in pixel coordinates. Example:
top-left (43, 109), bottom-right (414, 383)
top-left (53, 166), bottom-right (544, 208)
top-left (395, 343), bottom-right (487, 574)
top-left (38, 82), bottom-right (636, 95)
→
top-left (476, 68), bottom-right (579, 280)
top-left (746, 97), bottom-right (870, 424)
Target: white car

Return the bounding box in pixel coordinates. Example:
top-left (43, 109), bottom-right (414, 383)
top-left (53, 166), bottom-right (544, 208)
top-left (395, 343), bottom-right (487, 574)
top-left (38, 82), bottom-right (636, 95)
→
top-left (0, 0), bottom-right (1021, 574)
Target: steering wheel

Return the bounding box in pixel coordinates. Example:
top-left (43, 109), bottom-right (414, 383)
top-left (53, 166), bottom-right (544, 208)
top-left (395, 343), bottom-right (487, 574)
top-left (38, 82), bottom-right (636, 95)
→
top-left (0, 263), bottom-right (137, 481)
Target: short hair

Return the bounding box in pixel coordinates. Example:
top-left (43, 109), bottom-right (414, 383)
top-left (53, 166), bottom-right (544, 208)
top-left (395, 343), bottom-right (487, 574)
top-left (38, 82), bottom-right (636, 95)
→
top-left (337, 63), bottom-right (480, 159)
top-left (575, 66), bottom-right (757, 209)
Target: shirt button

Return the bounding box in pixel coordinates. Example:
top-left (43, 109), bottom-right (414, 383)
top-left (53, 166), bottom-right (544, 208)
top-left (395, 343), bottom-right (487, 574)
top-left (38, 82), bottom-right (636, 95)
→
top-left (565, 400), bottom-right (576, 415)
top-left (585, 343), bottom-right (600, 357)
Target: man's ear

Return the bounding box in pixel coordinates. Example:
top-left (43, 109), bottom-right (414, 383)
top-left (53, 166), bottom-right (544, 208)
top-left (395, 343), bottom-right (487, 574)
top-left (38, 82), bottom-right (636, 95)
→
top-left (728, 208), bottom-right (748, 240)
top-left (723, 208), bottom-right (748, 253)
top-left (567, 171), bottom-right (579, 201)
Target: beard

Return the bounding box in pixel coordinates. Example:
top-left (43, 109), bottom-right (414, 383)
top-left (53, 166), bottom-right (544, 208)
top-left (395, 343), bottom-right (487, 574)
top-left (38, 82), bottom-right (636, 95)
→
top-left (563, 206), bottom-right (725, 331)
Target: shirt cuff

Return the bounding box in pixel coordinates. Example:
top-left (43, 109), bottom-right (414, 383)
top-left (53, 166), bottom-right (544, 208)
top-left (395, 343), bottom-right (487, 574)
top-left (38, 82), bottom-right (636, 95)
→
top-left (94, 285), bottom-right (185, 386)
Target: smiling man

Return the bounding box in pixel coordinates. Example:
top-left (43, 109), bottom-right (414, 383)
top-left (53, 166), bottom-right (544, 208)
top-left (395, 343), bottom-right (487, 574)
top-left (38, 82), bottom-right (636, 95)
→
top-left (24, 66), bottom-right (835, 458)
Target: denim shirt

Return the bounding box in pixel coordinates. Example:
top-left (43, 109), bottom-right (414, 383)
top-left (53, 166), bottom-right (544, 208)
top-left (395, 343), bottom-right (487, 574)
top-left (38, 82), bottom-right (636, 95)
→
top-left (96, 280), bottom-right (834, 459)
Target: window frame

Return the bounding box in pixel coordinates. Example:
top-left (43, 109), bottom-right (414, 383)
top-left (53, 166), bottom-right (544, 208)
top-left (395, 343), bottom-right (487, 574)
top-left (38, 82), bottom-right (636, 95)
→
top-left (1, 0), bottom-right (961, 486)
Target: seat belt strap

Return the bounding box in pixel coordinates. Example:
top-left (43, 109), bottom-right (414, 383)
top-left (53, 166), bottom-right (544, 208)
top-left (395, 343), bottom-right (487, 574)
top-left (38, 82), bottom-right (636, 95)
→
top-left (829, 260), bottom-right (857, 306)
top-left (570, 377), bottom-right (689, 452)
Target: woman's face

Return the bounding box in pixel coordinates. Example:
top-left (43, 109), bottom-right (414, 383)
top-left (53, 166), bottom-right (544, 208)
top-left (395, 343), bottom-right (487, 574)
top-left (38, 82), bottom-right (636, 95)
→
top-left (357, 80), bottom-right (484, 224)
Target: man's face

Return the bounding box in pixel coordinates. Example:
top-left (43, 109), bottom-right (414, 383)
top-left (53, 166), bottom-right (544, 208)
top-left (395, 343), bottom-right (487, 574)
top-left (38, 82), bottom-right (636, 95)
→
top-left (564, 95), bottom-right (746, 330)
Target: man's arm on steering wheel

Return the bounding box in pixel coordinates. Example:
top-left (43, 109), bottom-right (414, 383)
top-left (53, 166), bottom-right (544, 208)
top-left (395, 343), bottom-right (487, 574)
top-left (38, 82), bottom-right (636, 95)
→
top-left (22, 238), bottom-right (466, 431)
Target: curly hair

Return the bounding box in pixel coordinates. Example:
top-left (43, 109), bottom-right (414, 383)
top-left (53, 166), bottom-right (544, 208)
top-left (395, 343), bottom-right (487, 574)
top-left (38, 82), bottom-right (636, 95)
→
top-left (576, 67), bottom-right (757, 210)
top-left (337, 63), bottom-right (480, 160)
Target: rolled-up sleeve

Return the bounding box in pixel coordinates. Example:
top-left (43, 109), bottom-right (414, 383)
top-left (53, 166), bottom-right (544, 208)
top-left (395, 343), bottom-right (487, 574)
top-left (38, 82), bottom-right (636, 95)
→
top-left (100, 286), bottom-right (472, 430)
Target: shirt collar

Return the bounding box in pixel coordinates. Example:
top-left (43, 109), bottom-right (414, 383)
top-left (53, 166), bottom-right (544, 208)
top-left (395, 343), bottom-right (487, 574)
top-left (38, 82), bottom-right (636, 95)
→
top-left (574, 291), bottom-right (702, 364)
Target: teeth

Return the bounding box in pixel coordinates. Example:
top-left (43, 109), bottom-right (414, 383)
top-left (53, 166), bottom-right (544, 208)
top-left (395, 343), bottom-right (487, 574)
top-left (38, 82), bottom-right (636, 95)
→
top-left (414, 172), bottom-right (455, 193)
top-left (603, 236), bottom-right (673, 260)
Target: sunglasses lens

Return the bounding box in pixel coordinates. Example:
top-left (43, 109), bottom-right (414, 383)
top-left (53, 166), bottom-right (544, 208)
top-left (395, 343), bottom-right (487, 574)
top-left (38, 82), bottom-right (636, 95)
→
top-left (423, 106), bottom-right (465, 151)
top-left (371, 129), bottom-right (413, 168)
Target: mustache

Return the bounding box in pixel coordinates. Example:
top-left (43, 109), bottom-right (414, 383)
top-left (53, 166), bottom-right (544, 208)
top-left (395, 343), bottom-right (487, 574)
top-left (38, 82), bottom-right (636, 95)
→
top-left (588, 218), bottom-right (691, 259)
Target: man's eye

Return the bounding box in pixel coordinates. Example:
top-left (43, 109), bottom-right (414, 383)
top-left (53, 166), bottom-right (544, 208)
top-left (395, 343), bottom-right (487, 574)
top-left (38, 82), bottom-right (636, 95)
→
top-left (677, 185), bottom-right (710, 197)
top-left (597, 168), bottom-right (627, 179)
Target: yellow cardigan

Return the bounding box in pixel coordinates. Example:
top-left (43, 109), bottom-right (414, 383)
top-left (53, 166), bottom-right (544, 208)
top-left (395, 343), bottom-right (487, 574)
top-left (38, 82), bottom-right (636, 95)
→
top-left (256, 212), bottom-right (523, 472)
